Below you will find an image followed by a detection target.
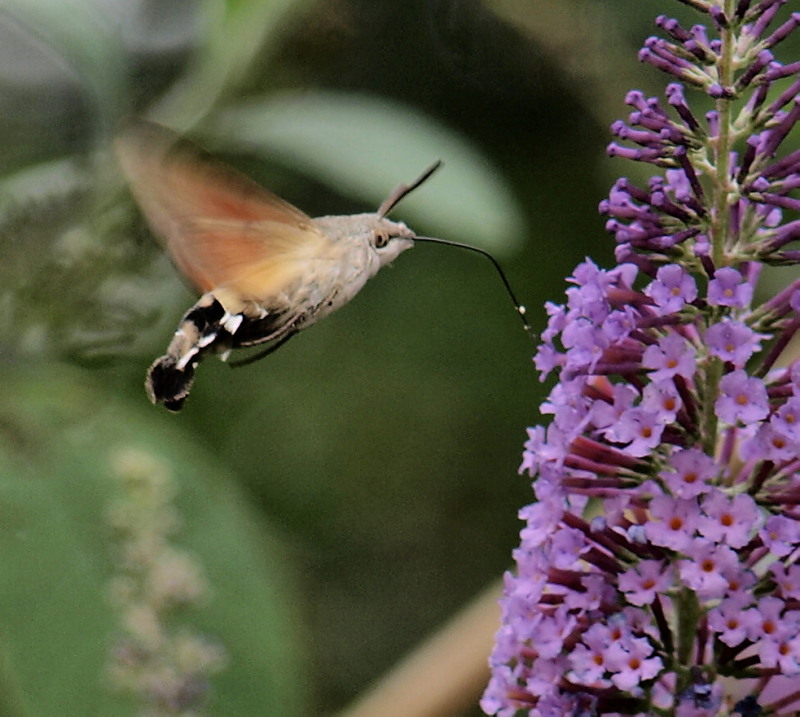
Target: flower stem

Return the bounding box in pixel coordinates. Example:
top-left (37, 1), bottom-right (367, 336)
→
top-left (677, 586), bottom-right (701, 666)
top-left (710, 2), bottom-right (736, 268)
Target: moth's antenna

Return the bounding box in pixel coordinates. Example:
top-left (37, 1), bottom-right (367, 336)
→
top-left (414, 236), bottom-right (534, 338)
top-left (378, 161), bottom-right (443, 218)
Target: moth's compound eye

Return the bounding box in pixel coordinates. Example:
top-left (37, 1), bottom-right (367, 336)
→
top-left (374, 232), bottom-right (390, 249)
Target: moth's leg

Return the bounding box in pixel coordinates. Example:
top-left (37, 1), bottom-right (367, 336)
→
top-left (225, 309), bottom-right (308, 367)
top-left (228, 330), bottom-right (299, 368)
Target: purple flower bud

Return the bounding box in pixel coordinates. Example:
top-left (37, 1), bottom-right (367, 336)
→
top-left (735, 0), bottom-right (752, 19)
top-left (747, 0), bottom-right (788, 41)
top-left (766, 60), bottom-right (800, 81)
top-left (666, 83), bottom-right (701, 131)
top-left (736, 49), bottom-right (774, 88)
top-left (764, 10), bottom-right (800, 50)
top-left (690, 23), bottom-right (712, 49)
top-left (708, 82), bottom-right (735, 99)
top-left (709, 6), bottom-right (729, 30)
top-left (765, 78), bottom-right (800, 116)
top-left (639, 45), bottom-right (705, 86)
top-left (657, 15), bottom-right (691, 42)
top-left (705, 109), bottom-right (719, 137)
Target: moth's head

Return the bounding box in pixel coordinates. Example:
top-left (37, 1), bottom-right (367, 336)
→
top-left (368, 160), bottom-right (443, 266)
top-left (371, 216), bottom-right (415, 266)
top-left (312, 213), bottom-right (414, 266)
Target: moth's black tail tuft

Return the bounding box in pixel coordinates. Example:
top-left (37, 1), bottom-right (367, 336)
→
top-left (146, 355), bottom-right (196, 412)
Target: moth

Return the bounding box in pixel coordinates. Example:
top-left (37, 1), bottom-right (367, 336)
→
top-left (115, 120), bottom-right (528, 411)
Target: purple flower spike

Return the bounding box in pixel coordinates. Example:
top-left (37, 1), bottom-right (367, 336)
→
top-left (484, 2), bottom-right (800, 715)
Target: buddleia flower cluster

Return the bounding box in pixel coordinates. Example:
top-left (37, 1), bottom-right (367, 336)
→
top-left (483, 2), bottom-right (800, 715)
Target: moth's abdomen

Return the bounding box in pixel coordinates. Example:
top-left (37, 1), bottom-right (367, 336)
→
top-left (147, 292), bottom-right (298, 410)
top-left (146, 354), bottom-right (196, 411)
top-left (146, 294), bottom-right (225, 410)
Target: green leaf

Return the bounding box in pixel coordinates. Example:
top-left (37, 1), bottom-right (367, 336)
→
top-left (212, 91), bottom-right (527, 254)
top-left (0, 0), bottom-right (126, 129)
top-left (153, 0), bottom-right (316, 127)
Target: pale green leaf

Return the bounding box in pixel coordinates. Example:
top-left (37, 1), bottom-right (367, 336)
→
top-left (213, 91), bottom-right (526, 254)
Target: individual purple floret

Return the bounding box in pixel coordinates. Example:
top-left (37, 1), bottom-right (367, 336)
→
top-left (483, 2), bottom-right (800, 715)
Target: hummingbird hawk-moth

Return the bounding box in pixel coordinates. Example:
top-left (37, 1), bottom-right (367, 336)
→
top-left (115, 120), bottom-right (527, 411)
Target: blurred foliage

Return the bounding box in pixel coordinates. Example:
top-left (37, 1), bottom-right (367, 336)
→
top-left (2, 0), bottom-right (796, 715)
top-left (0, 366), bottom-right (307, 716)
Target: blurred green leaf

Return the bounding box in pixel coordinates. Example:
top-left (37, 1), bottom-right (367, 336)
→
top-left (212, 91), bottom-right (526, 254)
top-left (153, 0), bottom-right (315, 127)
top-left (0, 365), bottom-right (308, 716)
top-left (0, 0), bottom-right (125, 130)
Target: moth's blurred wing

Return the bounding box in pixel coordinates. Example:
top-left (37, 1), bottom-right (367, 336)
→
top-left (114, 119), bottom-right (328, 299)
top-left (179, 218), bottom-right (330, 308)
